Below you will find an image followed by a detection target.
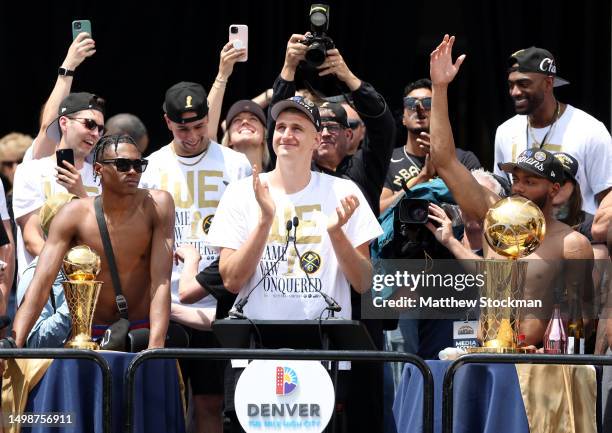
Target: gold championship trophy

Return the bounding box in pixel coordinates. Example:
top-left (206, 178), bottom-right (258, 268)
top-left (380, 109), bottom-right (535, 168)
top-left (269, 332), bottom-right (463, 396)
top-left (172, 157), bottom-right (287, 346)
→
top-left (468, 196), bottom-right (545, 353)
top-left (62, 245), bottom-right (103, 350)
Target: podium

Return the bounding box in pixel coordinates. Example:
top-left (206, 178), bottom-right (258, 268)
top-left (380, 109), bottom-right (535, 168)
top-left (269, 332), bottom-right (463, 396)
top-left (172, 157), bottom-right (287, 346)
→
top-left (212, 319), bottom-right (376, 350)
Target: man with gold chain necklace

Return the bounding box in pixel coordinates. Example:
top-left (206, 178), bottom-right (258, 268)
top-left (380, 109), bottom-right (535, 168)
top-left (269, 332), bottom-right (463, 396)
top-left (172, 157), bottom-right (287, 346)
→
top-left (139, 81), bottom-right (251, 433)
top-left (494, 47), bottom-right (612, 229)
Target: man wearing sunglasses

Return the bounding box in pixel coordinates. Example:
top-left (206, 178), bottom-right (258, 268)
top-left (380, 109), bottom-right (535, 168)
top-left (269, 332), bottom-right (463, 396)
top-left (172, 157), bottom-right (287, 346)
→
top-left (13, 92), bottom-right (105, 280)
top-left (140, 81), bottom-right (251, 433)
top-left (10, 134), bottom-right (174, 351)
top-left (380, 78), bottom-right (481, 213)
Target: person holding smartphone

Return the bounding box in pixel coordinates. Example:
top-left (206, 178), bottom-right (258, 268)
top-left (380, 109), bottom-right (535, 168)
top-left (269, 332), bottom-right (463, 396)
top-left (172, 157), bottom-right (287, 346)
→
top-left (27, 30), bottom-right (97, 160)
top-left (12, 93), bottom-right (104, 279)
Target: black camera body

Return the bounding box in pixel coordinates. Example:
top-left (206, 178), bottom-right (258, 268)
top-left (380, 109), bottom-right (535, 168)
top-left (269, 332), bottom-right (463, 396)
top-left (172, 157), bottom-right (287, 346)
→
top-left (398, 198), bottom-right (429, 224)
top-left (393, 198), bottom-right (457, 259)
top-left (302, 4), bottom-right (335, 67)
top-left (303, 33), bottom-right (335, 67)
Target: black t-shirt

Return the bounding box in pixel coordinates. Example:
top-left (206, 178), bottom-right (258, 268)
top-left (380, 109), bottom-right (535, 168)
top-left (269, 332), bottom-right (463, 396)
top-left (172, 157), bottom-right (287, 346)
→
top-left (383, 146), bottom-right (482, 192)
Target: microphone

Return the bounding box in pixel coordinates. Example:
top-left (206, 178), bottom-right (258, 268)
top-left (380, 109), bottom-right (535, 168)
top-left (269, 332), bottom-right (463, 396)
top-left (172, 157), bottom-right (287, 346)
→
top-left (290, 217), bottom-right (342, 316)
top-left (229, 219), bottom-right (293, 319)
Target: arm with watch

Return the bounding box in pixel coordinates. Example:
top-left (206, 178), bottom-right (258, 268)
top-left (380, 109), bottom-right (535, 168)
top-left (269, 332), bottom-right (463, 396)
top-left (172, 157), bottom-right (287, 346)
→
top-left (30, 32), bottom-right (96, 159)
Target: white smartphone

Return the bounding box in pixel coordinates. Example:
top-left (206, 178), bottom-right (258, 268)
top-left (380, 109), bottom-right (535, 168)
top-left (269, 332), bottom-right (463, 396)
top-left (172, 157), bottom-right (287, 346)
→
top-left (229, 24), bottom-right (248, 62)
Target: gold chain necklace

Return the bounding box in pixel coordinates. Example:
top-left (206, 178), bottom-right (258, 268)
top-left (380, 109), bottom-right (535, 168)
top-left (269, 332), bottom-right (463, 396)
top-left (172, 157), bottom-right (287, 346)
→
top-left (170, 142), bottom-right (209, 166)
top-left (527, 102), bottom-right (560, 149)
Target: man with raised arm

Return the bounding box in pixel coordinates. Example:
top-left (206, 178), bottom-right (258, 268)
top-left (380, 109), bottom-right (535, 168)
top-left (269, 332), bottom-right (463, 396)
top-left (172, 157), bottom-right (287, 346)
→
top-left (427, 35), bottom-right (593, 346)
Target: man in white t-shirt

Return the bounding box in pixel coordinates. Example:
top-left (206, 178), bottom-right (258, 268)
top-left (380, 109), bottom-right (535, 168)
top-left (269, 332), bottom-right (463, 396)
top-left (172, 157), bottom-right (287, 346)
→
top-left (207, 96), bottom-right (382, 318)
top-left (139, 81), bottom-right (250, 433)
top-left (13, 92), bottom-right (104, 278)
top-left (493, 46), bottom-right (612, 220)
top-left (206, 96), bottom-right (382, 430)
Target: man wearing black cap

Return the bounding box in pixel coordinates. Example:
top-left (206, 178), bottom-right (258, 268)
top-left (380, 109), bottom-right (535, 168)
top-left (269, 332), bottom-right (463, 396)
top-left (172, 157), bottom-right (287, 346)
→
top-left (139, 81), bottom-right (251, 433)
top-left (13, 92), bottom-right (105, 279)
top-left (207, 96), bottom-right (382, 432)
top-left (429, 35), bottom-right (594, 346)
top-left (494, 46), bottom-right (612, 223)
top-left (266, 34), bottom-right (395, 433)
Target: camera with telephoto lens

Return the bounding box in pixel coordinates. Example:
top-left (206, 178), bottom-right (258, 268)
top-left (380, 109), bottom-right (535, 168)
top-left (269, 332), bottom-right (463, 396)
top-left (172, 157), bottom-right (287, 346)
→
top-left (302, 4), bottom-right (335, 67)
top-left (398, 198), bottom-right (429, 224)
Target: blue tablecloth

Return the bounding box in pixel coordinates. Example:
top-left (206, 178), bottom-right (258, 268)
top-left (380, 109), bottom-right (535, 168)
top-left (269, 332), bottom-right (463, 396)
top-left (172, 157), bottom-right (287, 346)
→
top-left (24, 351), bottom-right (185, 433)
top-left (393, 360), bottom-right (530, 433)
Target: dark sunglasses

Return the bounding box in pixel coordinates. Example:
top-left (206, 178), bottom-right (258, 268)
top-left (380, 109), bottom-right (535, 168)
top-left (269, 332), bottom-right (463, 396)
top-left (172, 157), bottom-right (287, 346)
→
top-left (68, 117), bottom-right (105, 134)
top-left (100, 158), bottom-right (148, 173)
top-left (403, 97), bottom-right (432, 111)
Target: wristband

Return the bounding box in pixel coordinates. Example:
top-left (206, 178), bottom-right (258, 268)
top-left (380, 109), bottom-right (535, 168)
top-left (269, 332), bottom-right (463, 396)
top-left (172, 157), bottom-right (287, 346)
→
top-left (58, 67), bottom-right (75, 77)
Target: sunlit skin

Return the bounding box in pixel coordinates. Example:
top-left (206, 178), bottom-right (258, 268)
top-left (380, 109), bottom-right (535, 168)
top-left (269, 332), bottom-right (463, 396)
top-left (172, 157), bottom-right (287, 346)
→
top-left (228, 112), bottom-right (266, 168)
top-left (164, 112), bottom-right (209, 156)
top-left (402, 87), bottom-right (431, 147)
top-left (510, 168), bottom-right (559, 211)
top-left (58, 109), bottom-right (105, 165)
top-left (507, 69), bottom-right (559, 127)
top-left (315, 120), bottom-right (352, 171)
top-left (272, 111), bottom-right (320, 165)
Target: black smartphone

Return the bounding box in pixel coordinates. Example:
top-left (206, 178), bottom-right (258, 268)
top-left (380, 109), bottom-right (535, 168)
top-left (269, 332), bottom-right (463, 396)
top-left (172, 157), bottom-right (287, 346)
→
top-left (56, 149), bottom-right (75, 168)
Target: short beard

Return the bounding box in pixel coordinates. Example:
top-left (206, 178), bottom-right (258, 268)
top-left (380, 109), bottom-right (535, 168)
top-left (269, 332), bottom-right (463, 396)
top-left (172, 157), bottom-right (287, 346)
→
top-left (407, 126), bottom-right (428, 135)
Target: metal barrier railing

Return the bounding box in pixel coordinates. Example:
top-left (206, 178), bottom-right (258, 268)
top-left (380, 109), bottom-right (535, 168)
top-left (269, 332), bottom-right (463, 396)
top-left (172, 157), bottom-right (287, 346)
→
top-left (124, 348), bottom-right (434, 433)
top-left (0, 348), bottom-right (113, 433)
top-left (442, 354), bottom-right (612, 433)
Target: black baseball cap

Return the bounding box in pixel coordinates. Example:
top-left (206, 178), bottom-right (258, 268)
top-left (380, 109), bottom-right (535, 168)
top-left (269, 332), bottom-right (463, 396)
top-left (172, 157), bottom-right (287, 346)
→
top-left (163, 82), bottom-right (208, 124)
top-left (46, 92), bottom-right (105, 142)
top-left (498, 148), bottom-right (564, 184)
top-left (318, 101), bottom-right (350, 128)
top-left (554, 152), bottom-right (579, 183)
top-left (271, 96), bottom-right (322, 131)
top-left (226, 100), bottom-right (266, 127)
top-left (508, 47), bottom-right (569, 87)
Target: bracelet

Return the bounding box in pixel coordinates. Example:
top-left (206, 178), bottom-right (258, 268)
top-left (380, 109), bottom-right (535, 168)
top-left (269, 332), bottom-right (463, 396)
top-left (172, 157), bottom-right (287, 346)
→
top-left (215, 76), bottom-right (228, 84)
top-left (212, 82), bottom-right (226, 90)
top-left (58, 67), bottom-right (75, 77)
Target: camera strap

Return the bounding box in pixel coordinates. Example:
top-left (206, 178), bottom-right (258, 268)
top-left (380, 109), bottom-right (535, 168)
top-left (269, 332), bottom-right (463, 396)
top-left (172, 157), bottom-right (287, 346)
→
top-left (94, 196), bottom-right (129, 319)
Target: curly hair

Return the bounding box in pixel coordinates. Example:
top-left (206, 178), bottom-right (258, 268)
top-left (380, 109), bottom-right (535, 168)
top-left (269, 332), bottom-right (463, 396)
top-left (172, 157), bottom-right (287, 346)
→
top-left (92, 134), bottom-right (138, 181)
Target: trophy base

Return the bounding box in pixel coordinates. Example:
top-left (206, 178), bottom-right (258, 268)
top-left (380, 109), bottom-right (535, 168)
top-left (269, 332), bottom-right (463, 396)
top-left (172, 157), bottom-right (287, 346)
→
top-left (466, 347), bottom-right (536, 354)
top-left (65, 335), bottom-right (99, 350)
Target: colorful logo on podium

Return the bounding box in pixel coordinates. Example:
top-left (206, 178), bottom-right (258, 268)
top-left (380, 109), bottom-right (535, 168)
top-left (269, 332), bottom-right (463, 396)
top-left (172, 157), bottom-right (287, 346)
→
top-left (275, 366), bottom-right (298, 395)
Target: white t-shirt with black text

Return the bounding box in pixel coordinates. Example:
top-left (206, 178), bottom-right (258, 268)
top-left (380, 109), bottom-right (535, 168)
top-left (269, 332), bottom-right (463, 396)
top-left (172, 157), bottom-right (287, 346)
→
top-left (139, 141), bottom-right (251, 309)
top-left (206, 171), bottom-right (383, 320)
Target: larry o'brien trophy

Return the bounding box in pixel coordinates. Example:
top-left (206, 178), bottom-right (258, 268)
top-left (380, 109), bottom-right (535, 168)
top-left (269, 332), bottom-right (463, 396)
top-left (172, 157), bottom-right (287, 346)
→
top-left (62, 245), bottom-right (103, 350)
top-left (468, 196), bottom-right (545, 353)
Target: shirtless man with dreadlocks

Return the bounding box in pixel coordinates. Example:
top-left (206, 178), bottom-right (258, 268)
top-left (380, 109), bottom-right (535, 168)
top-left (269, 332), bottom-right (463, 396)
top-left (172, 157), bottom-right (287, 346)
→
top-left (8, 134), bottom-right (174, 349)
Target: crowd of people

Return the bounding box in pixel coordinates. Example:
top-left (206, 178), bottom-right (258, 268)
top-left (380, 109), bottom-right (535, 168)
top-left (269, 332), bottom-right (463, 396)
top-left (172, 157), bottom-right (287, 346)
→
top-left (0, 28), bottom-right (610, 433)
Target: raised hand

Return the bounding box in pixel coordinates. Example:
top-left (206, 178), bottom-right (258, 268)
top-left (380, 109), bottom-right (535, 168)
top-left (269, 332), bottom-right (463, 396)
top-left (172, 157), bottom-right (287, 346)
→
top-left (55, 161), bottom-right (87, 197)
top-left (317, 48), bottom-right (361, 91)
top-left (252, 165), bottom-right (275, 223)
top-left (425, 203), bottom-right (454, 246)
top-left (430, 34), bottom-right (466, 86)
top-left (281, 34), bottom-right (309, 80)
top-left (327, 195), bottom-right (360, 233)
top-left (62, 32), bottom-right (96, 71)
top-left (217, 41), bottom-right (247, 80)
